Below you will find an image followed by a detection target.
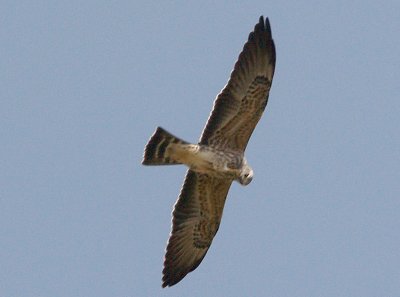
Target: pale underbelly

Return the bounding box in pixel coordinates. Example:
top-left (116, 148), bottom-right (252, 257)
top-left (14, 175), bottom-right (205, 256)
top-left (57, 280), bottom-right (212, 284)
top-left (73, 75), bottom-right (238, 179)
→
top-left (169, 143), bottom-right (242, 179)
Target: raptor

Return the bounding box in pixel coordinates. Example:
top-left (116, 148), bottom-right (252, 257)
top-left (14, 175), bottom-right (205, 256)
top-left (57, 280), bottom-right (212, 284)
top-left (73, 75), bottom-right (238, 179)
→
top-left (142, 16), bottom-right (276, 287)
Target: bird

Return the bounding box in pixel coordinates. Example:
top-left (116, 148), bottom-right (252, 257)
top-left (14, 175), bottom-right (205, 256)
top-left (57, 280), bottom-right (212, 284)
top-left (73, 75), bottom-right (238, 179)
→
top-left (142, 16), bottom-right (276, 287)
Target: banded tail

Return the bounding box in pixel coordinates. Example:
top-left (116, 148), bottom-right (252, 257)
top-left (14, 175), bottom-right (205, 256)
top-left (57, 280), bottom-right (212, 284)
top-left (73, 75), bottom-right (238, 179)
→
top-left (142, 127), bottom-right (189, 165)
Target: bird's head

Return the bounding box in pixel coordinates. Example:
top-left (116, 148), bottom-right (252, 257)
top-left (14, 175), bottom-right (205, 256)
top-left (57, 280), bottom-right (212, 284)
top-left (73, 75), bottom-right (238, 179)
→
top-left (237, 164), bottom-right (253, 186)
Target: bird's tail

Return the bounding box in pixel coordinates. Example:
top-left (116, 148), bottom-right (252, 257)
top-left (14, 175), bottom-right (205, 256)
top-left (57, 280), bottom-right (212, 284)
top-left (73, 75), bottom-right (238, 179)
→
top-left (142, 127), bottom-right (189, 165)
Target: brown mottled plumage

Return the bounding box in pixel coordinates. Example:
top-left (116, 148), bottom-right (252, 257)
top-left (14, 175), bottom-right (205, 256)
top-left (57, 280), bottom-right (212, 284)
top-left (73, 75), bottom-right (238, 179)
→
top-left (142, 16), bottom-right (276, 287)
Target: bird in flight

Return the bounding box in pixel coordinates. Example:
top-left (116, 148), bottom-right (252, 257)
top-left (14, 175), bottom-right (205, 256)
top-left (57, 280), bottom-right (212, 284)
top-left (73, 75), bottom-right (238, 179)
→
top-left (142, 16), bottom-right (276, 287)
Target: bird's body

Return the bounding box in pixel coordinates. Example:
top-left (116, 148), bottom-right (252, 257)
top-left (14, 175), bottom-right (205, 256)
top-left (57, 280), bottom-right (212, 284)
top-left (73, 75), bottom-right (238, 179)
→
top-left (142, 16), bottom-right (276, 287)
top-left (143, 127), bottom-right (249, 181)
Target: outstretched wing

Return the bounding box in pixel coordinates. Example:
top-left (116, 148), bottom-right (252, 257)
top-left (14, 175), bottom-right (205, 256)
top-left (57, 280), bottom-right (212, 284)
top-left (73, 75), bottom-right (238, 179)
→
top-left (200, 16), bottom-right (276, 152)
top-left (162, 170), bottom-right (233, 287)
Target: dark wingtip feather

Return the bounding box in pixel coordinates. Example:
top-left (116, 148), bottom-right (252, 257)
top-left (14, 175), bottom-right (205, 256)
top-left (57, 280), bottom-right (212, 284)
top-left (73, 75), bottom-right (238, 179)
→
top-left (161, 248), bottom-right (208, 288)
top-left (259, 15), bottom-right (264, 26)
top-left (254, 15), bottom-right (275, 64)
top-left (161, 264), bottom-right (185, 288)
top-left (255, 15), bottom-right (272, 35)
top-left (265, 17), bottom-right (272, 34)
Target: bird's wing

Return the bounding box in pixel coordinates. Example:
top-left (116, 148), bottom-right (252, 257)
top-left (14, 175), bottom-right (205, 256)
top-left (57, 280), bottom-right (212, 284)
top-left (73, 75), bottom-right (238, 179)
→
top-left (162, 170), bottom-right (233, 287)
top-left (199, 16), bottom-right (276, 152)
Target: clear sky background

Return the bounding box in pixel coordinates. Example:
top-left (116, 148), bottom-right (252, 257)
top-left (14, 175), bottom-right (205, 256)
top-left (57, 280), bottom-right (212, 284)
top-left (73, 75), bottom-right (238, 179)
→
top-left (2, 1), bottom-right (400, 296)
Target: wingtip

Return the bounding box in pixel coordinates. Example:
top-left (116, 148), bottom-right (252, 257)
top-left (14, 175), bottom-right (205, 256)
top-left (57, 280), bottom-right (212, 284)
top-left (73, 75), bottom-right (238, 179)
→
top-left (256, 15), bottom-right (272, 34)
top-left (161, 273), bottom-right (177, 288)
top-left (161, 260), bottom-right (183, 288)
top-left (265, 17), bottom-right (272, 34)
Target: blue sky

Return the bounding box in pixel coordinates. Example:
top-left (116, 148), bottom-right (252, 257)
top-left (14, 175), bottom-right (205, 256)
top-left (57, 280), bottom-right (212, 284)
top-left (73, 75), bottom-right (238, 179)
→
top-left (1, 1), bottom-right (400, 296)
